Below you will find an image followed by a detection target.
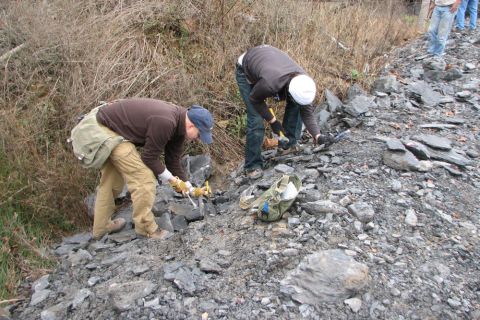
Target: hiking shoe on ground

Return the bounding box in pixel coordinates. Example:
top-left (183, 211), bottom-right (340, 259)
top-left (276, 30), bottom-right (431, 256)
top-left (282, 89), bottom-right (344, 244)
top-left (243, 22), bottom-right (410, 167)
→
top-left (246, 168), bottom-right (263, 180)
top-left (109, 218), bottom-right (126, 234)
top-left (93, 217), bottom-right (126, 240)
top-left (276, 143), bottom-right (302, 156)
top-left (148, 229), bottom-right (173, 240)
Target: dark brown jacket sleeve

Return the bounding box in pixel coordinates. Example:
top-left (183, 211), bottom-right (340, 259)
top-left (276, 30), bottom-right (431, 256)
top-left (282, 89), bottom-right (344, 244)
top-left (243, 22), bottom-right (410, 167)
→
top-left (299, 104), bottom-right (320, 138)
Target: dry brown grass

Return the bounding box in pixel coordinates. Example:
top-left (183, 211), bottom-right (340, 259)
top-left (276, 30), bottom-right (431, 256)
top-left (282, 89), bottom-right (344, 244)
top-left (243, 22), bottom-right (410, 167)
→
top-left (0, 0), bottom-right (417, 298)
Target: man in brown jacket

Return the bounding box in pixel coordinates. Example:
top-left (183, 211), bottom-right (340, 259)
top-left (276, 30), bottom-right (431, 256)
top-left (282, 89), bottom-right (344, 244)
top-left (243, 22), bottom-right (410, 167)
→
top-left (92, 98), bottom-right (213, 240)
top-left (236, 45), bottom-right (333, 179)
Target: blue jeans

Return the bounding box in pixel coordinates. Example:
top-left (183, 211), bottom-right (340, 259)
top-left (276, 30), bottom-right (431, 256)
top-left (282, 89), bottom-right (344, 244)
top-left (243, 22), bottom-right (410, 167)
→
top-left (235, 65), bottom-right (302, 171)
top-left (456, 0), bottom-right (478, 30)
top-left (427, 5), bottom-right (457, 56)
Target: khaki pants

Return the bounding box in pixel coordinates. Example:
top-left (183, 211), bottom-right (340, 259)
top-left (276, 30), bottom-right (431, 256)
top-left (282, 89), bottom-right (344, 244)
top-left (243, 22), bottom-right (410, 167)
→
top-left (92, 129), bottom-right (158, 238)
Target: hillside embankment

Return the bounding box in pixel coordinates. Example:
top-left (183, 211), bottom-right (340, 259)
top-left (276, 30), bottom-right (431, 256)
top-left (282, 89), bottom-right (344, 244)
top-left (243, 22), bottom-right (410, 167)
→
top-left (6, 24), bottom-right (480, 320)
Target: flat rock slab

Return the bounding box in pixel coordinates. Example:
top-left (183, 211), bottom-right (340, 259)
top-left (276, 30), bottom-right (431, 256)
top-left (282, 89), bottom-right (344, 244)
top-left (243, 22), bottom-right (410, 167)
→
top-left (325, 89), bottom-right (343, 113)
top-left (169, 203), bottom-right (204, 222)
top-left (386, 139), bottom-right (406, 152)
top-left (344, 96), bottom-right (377, 117)
top-left (383, 149), bottom-right (421, 171)
top-left (280, 249), bottom-right (369, 305)
top-left (412, 134), bottom-right (452, 150)
top-left (301, 200), bottom-right (348, 216)
top-left (348, 202), bottom-right (375, 223)
top-left (163, 262), bottom-right (198, 295)
top-left (108, 280), bottom-right (156, 312)
top-left (407, 81), bottom-right (442, 107)
top-left (404, 140), bottom-right (431, 160)
top-left (428, 147), bottom-right (472, 167)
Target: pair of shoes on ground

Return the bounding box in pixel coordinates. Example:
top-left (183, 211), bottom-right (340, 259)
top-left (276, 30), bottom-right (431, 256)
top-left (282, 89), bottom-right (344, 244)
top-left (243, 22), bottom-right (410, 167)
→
top-left (93, 218), bottom-right (172, 240)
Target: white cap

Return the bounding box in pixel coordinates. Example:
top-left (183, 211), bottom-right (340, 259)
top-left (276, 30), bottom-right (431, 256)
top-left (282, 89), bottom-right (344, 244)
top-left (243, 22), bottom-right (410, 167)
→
top-left (288, 75), bottom-right (316, 105)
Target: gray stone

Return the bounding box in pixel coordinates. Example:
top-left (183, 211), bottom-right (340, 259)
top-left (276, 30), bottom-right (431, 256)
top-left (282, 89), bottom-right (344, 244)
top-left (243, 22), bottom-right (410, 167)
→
top-left (88, 276), bottom-right (101, 287)
top-left (68, 249), bottom-right (92, 266)
top-left (156, 212), bottom-right (174, 233)
top-left (443, 68), bottom-right (463, 82)
top-left (171, 214), bottom-right (188, 231)
top-left (54, 244), bottom-right (77, 256)
top-left (182, 154), bottom-right (212, 187)
top-left (132, 265), bottom-right (150, 276)
top-left (280, 249), bottom-right (369, 305)
top-left (344, 96), bottom-right (377, 117)
top-left (348, 202), bottom-right (375, 223)
top-left (199, 259), bottom-right (222, 274)
top-left (464, 63), bottom-right (475, 70)
top-left (346, 84), bottom-right (367, 102)
top-left (405, 209), bottom-right (418, 226)
top-left (70, 288), bottom-right (92, 309)
top-left (325, 89), bottom-right (343, 113)
top-left (428, 147), bottom-right (472, 167)
top-left (383, 150), bottom-right (421, 171)
top-left (404, 140), bottom-right (431, 160)
top-left (407, 81), bottom-right (442, 107)
top-left (344, 297), bottom-right (362, 313)
top-left (274, 164), bottom-right (294, 174)
top-left (301, 200), bottom-right (348, 216)
top-left (33, 275), bottom-right (50, 292)
top-left (386, 139), bottom-right (406, 152)
top-left (163, 262), bottom-right (197, 295)
top-left (108, 280), bottom-right (156, 312)
top-left (375, 95), bottom-right (391, 108)
top-left (169, 203), bottom-right (204, 222)
top-left (412, 134), bottom-right (452, 150)
top-left (30, 289), bottom-right (51, 306)
top-left (373, 75), bottom-right (400, 93)
top-left (63, 232), bottom-right (92, 245)
top-left (317, 109), bottom-right (331, 132)
top-left (144, 297), bottom-right (160, 309)
top-left (40, 303), bottom-right (66, 320)
top-left (423, 58), bottom-right (446, 71)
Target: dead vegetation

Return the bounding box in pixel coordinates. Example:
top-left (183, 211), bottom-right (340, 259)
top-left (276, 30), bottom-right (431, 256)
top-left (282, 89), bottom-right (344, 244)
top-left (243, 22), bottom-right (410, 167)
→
top-left (0, 0), bottom-right (417, 298)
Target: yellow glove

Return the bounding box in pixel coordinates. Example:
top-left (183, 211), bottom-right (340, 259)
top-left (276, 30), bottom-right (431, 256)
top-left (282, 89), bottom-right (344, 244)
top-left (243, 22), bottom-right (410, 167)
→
top-left (169, 178), bottom-right (191, 194)
top-left (191, 187), bottom-right (207, 198)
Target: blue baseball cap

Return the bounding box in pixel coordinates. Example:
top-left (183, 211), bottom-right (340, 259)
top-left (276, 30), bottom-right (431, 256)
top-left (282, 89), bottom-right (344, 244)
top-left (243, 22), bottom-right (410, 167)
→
top-left (187, 105), bottom-right (213, 144)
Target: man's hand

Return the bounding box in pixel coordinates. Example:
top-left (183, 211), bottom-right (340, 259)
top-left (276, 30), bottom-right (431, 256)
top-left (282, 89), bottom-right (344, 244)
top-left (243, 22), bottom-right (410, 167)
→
top-left (169, 177), bottom-right (191, 195)
top-left (270, 120), bottom-right (285, 136)
top-left (451, 0), bottom-right (461, 12)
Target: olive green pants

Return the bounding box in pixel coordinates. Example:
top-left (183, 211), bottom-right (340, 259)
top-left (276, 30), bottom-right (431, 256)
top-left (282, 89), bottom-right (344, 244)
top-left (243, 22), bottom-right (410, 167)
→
top-left (92, 134), bottom-right (158, 238)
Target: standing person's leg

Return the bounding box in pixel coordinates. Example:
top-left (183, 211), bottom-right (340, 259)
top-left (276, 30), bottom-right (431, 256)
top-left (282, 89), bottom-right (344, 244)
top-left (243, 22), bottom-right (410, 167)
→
top-left (427, 6), bottom-right (442, 54)
top-left (93, 160), bottom-right (126, 239)
top-left (236, 65), bottom-right (264, 172)
top-left (467, 0), bottom-right (478, 30)
top-left (456, 0), bottom-right (469, 30)
top-left (282, 99), bottom-right (303, 148)
top-left (434, 6), bottom-right (456, 55)
top-left (109, 142), bottom-right (159, 237)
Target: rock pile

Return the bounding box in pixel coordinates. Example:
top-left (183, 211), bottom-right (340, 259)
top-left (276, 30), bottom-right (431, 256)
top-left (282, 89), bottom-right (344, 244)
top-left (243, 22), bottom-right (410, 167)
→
top-left (8, 30), bottom-right (480, 320)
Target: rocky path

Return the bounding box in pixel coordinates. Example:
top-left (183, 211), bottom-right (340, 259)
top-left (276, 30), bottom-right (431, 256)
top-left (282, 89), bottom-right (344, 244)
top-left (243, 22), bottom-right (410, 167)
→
top-left (8, 31), bottom-right (480, 320)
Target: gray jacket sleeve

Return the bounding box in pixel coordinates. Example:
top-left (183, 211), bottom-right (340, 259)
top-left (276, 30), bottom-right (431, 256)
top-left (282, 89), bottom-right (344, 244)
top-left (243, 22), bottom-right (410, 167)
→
top-left (250, 79), bottom-right (274, 122)
top-left (299, 105), bottom-right (320, 138)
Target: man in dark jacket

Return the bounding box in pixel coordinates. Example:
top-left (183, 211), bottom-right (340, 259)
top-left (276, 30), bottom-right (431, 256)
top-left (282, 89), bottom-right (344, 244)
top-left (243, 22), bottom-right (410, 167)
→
top-left (236, 45), bottom-right (330, 179)
top-left (92, 98), bottom-right (213, 239)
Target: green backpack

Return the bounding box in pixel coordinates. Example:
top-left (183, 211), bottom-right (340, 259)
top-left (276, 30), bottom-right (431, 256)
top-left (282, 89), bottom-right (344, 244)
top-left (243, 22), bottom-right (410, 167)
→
top-left (240, 174), bottom-right (301, 222)
top-left (68, 105), bottom-right (124, 169)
